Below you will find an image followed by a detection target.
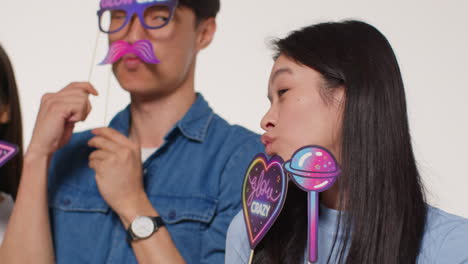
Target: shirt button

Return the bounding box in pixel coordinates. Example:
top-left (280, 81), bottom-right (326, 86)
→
top-left (143, 169), bottom-right (148, 174)
top-left (63, 199), bottom-right (71, 206)
top-left (169, 210), bottom-right (176, 220)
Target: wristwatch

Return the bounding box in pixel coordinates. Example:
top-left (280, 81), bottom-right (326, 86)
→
top-left (127, 216), bottom-right (165, 242)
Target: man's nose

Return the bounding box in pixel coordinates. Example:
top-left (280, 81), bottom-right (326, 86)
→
top-left (126, 14), bottom-right (146, 43)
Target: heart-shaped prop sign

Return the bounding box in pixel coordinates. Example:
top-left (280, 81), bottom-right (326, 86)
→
top-left (242, 153), bottom-right (288, 250)
top-left (0, 141), bottom-right (19, 168)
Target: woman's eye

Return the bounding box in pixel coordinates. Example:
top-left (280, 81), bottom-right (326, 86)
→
top-left (278, 89), bottom-right (289, 97)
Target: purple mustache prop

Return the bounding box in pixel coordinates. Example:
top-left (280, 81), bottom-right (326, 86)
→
top-left (99, 40), bottom-right (160, 65)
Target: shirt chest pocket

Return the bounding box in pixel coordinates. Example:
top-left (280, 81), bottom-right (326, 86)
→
top-left (48, 184), bottom-right (110, 214)
top-left (148, 195), bottom-right (218, 262)
top-left (48, 184), bottom-right (113, 263)
top-left (149, 195), bottom-right (218, 231)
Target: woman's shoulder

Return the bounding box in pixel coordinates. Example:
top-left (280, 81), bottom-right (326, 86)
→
top-left (418, 205), bottom-right (468, 263)
top-left (225, 210), bottom-right (250, 264)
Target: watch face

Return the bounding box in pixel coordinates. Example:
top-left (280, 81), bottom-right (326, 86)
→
top-left (131, 216), bottom-right (155, 238)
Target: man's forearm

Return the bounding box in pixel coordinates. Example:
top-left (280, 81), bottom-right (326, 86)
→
top-left (118, 194), bottom-right (186, 264)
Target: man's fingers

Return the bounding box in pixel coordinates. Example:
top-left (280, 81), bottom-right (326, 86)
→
top-left (91, 128), bottom-right (135, 149)
top-left (89, 149), bottom-right (111, 162)
top-left (88, 136), bottom-right (120, 152)
top-left (62, 82), bottom-right (99, 96)
top-left (88, 159), bottom-right (102, 171)
top-left (64, 101), bottom-right (92, 123)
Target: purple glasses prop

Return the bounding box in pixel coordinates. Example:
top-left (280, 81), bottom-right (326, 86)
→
top-left (97, 0), bottom-right (178, 34)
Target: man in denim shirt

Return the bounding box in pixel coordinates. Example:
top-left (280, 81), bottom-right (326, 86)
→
top-left (0, 0), bottom-right (262, 263)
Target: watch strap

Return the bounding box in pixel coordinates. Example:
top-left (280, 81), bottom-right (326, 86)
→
top-left (151, 216), bottom-right (165, 230)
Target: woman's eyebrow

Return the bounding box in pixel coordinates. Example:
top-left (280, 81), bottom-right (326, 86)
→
top-left (270, 67), bottom-right (292, 84)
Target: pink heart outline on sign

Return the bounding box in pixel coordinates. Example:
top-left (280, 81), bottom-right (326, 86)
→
top-left (0, 141), bottom-right (19, 167)
top-left (242, 153), bottom-right (288, 249)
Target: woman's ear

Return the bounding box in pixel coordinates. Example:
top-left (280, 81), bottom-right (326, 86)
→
top-left (331, 86), bottom-right (346, 108)
top-left (336, 85), bottom-right (345, 99)
top-left (195, 17), bottom-right (217, 52)
top-left (0, 104), bottom-right (10, 124)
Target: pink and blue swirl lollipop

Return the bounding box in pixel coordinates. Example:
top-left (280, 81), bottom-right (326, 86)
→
top-left (284, 145), bottom-right (341, 263)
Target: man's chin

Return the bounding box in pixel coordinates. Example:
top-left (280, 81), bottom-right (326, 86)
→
top-left (115, 73), bottom-right (157, 93)
top-left (120, 83), bottom-right (152, 94)
top-left (122, 84), bottom-right (173, 101)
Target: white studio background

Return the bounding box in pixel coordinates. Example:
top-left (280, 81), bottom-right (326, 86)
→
top-left (0, 0), bottom-right (467, 218)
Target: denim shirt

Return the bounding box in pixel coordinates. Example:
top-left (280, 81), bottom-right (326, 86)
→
top-left (47, 94), bottom-right (263, 263)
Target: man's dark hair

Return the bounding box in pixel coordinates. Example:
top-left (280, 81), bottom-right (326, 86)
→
top-left (179, 0), bottom-right (220, 23)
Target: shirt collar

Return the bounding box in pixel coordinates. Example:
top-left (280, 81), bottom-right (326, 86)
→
top-left (108, 93), bottom-right (214, 142)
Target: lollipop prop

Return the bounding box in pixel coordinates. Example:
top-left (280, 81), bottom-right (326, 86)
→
top-left (0, 141), bottom-right (19, 167)
top-left (284, 145), bottom-right (341, 263)
top-left (242, 153), bottom-right (288, 264)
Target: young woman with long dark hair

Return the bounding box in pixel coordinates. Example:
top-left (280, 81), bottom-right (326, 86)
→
top-left (226, 20), bottom-right (468, 264)
top-left (0, 44), bottom-right (23, 242)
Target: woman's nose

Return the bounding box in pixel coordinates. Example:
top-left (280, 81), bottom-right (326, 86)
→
top-left (261, 108), bottom-right (276, 131)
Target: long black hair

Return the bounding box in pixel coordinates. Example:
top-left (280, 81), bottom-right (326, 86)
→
top-left (0, 44), bottom-right (23, 200)
top-left (253, 20), bottom-right (427, 264)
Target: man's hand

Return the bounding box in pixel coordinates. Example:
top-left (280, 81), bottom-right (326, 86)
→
top-left (87, 129), bottom-right (185, 264)
top-left (27, 82), bottom-right (98, 157)
top-left (88, 127), bottom-right (148, 221)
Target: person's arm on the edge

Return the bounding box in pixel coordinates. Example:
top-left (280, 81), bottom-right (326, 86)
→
top-left (88, 127), bottom-right (186, 264)
top-left (0, 83), bottom-right (98, 264)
